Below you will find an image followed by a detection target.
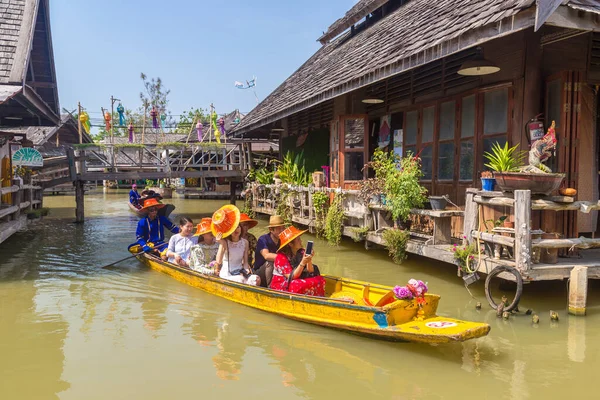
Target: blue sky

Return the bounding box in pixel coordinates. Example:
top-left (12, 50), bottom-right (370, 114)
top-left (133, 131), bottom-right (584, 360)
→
top-left (50, 0), bottom-right (357, 120)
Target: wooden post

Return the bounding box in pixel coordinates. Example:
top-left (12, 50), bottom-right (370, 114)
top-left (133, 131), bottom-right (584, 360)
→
top-left (514, 190), bottom-right (531, 272)
top-left (463, 189), bottom-right (478, 244)
top-left (75, 180), bottom-right (84, 223)
top-left (142, 102), bottom-right (147, 145)
top-left (246, 143), bottom-right (254, 169)
top-left (229, 181), bottom-right (236, 205)
top-left (110, 96), bottom-right (115, 145)
top-left (568, 266), bottom-right (587, 316)
top-left (77, 102), bottom-right (82, 144)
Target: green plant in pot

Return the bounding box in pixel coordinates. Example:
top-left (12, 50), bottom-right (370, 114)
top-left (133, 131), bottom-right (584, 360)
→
top-left (483, 142), bottom-right (526, 192)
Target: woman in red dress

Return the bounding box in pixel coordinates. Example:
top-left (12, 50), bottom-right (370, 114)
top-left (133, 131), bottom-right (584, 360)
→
top-left (270, 226), bottom-right (325, 297)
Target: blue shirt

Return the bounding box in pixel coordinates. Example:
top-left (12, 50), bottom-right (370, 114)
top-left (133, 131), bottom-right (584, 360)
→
top-left (136, 215), bottom-right (179, 248)
top-left (254, 233), bottom-right (279, 268)
top-left (129, 189), bottom-right (141, 206)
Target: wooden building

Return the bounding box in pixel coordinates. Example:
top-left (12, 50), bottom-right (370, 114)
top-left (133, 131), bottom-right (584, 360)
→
top-left (232, 0), bottom-right (600, 237)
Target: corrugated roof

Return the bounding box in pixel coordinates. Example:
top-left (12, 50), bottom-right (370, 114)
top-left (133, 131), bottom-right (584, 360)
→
top-left (232, 0), bottom-right (536, 136)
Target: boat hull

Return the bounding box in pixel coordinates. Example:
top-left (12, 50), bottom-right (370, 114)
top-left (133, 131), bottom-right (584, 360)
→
top-left (137, 254), bottom-right (490, 344)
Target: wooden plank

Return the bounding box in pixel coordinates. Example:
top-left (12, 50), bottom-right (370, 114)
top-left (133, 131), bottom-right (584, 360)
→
top-left (514, 190), bottom-right (532, 272)
top-left (0, 205), bottom-right (18, 219)
top-left (0, 185), bottom-right (19, 195)
top-left (532, 238), bottom-right (600, 249)
top-left (410, 209), bottom-right (464, 217)
top-left (19, 201), bottom-right (30, 210)
top-left (471, 230), bottom-right (515, 247)
top-left (463, 190), bottom-right (478, 245)
top-left (0, 218), bottom-right (26, 245)
top-left (474, 195), bottom-right (600, 212)
top-left (433, 217), bottom-right (452, 245)
top-left (75, 180), bottom-right (84, 223)
top-left (80, 170), bottom-right (246, 181)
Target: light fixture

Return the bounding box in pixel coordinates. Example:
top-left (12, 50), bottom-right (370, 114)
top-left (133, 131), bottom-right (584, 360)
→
top-left (271, 128), bottom-right (284, 132)
top-left (457, 47), bottom-right (500, 76)
top-left (361, 98), bottom-right (384, 104)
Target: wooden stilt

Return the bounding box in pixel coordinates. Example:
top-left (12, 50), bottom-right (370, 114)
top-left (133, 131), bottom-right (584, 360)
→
top-left (568, 266), bottom-right (588, 316)
top-left (75, 180), bottom-right (84, 223)
top-left (514, 190), bottom-right (531, 272)
top-left (229, 181), bottom-right (236, 205)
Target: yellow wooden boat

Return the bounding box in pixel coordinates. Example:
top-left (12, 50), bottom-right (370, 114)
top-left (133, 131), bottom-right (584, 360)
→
top-left (133, 252), bottom-right (490, 344)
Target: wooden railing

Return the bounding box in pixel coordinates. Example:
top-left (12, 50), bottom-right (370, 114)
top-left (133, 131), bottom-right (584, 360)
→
top-left (0, 181), bottom-right (44, 245)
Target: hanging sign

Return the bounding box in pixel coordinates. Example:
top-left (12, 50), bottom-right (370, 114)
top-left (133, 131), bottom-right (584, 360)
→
top-left (378, 115), bottom-right (391, 148)
top-left (12, 147), bottom-right (43, 167)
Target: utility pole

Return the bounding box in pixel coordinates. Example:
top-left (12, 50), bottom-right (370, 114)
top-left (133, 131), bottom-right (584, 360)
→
top-left (142, 101), bottom-right (148, 145)
top-left (77, 102), bottom-right (82, 144)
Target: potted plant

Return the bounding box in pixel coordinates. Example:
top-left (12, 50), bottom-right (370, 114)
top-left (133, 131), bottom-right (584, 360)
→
top-left (451, 241), bottom-right (480, 283)
top-left (480, 171), bottom-right (495, 191)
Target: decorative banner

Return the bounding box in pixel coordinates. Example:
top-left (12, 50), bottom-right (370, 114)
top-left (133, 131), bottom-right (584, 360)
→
top-left (393, 129), bottom-right (403, 159)
top-left (218, 117), bottom-right (226, 138)
top-left (128, 122), bottom-right (134, 143)
top-left (79, 111), bottom-right (91, 134)
top-left (103, 111), bottom-right (112, 131)
top-left (378, 115), bottom-right (391, 148)
top-left (12, 147), bottom-right (43, 167)
top-left (211, 111), bottom-right (221, 144)
top-left (117, 103), bottom-right (125, 126)
top-left (150, 106), bottom-right (159, 129)
top-left (196, 120), bottom-right (203, 142)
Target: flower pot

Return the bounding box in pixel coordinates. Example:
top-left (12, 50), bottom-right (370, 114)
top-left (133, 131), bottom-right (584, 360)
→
top-left (503, 221), bottom-right (514, 229)
top-left (481, 178), bottom-right (496, 191)
top-left (428, 195), bottom-right (447, 210)
top-left (493, 172), bottom-right (565, 195)
top-left (462, 272), bottom-right (480, 286)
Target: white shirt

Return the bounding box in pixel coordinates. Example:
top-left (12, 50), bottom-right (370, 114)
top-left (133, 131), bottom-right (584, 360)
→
top-left (167, 234), bottom-right (198, 263)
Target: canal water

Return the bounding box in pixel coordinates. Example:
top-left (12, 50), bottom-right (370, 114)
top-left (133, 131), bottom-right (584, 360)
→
top-left (1, 190), bottom-right (599, 399)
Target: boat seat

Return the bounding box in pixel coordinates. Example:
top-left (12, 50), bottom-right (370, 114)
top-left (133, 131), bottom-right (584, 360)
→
top-left (374, 291), bottom-right (397, 307)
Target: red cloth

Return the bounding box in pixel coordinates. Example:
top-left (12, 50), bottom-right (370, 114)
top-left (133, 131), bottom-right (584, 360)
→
top-left (270, 253), bottom-right (325, 296)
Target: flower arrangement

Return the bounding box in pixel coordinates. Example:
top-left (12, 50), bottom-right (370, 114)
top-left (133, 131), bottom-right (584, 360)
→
top-left (393, 279), bottom-right (428, 304)
top-left (451, 239), bottom-right (478, 273)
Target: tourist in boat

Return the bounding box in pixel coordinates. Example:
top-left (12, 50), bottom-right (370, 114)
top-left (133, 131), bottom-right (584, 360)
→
top-left (129, 184), bottom-right (141, 209)
top-left (166, 217), bottom-right (198, 267)
top-left (212, 205), bottom-right (260, 286)
top-left (239, 213), bottom-right (258, 267)
top-left (135, 198), bottom-right (179, 254)
top-left (253, 215), bottom-right (286, 288)
top-left (189, 218), bottom-right (220, 274)
top-left (270, 226), bottom-right (325, 297)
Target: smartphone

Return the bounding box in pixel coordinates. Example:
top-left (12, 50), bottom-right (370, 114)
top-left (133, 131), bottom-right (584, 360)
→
top-left (305, 240), bottom-right (314, 256)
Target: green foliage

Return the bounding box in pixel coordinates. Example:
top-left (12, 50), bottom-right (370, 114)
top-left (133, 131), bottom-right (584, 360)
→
top-left (311, 191), bottom-right (329, 238)
top-left (351, 226), bottom-right (370, 242)
top-left (452, 242), bottom-right (479, 272)
top-left (276, 151), bottom-right (311, 186)
top-left (484, 215), bottom-right (508, 232)
top-left (145, 179), bottom-right (155, 187)
top-left (26, 207), bottom-right (50, 219)
top-left (382, 228), bottom-right (410, 264)
top-left (484, 142), bottom-right (526, 172)
top-left (115, 143), bottom-right (145, 149)
top-left (241, 190), bottom-right (255, 218)
top-left (140, 73), bottom-right (170, 116)
top-left (276, 187), bottom-right (292, 224)
top-left (156, 142), bottom-right (187, 149)
top-left (248, 167), bottom-right (275, 184)
top-left (367, 148), bottom-right (427, 222)
top-left (174, 108), bottom-right (207, 134)
top-left (324, 193), bottom-right (345, 246)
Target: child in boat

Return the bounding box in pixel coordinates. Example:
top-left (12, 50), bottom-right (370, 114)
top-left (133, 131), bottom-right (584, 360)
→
top-left (166, 217), bottom-right (198, 267)
top-left (212, 205), bottom-right (260, 286)
top-left (270, 226), bottom-right (325, 297)
top-left (189, 218), bottom-right (220, 274)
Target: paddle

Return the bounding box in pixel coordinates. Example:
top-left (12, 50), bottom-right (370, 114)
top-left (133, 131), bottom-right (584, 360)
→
top-left (101, 243), bottom-right (167, 269)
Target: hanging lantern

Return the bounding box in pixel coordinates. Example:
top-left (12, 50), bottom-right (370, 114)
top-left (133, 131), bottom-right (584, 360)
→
top-left (218, 117), bottom-right (225, 137)
top-left (196, 120), bottom-right (203, 142)
top-left (150, 106), bottom-right (159, 129)
top-left (117, 103), bottom-right (125, 126)
top-left (128, 122), bottom-right (134, 143)
top-left (160, 114), bottom-right (167, 130)
top-left (103, 111), bottom-right (112, 131)
top-left (79, 111), bottom-right (90, 134)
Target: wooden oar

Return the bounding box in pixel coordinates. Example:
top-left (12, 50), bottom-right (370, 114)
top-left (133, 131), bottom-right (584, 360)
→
top-left (101, 243), bottom-right (166, 269)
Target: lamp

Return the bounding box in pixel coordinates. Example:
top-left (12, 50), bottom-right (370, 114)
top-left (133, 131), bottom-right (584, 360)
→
top-left (457, 47), bottom-right (500, 76)
top-left (361, 98), bottom-right (384, 104)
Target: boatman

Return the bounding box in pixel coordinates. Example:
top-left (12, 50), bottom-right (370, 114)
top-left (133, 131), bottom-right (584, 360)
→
top-left (135, 198), bottom-right (179, 254)
top-left (129, 184), bottom-right (142, 209)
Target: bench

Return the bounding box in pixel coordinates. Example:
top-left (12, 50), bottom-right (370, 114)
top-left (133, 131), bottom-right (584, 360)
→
top-left (410, 209), bottom-right (464, 245)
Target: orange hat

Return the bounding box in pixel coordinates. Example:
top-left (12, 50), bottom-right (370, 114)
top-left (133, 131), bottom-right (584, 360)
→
top-left (139, 197), bottom-right (166, 212)
top-left (193, 218), bottom-right (213, 237)
top-left (239, 213), bottom-right (258, 229)
top-left (277, 226), bottom-right (307, 251)
top-left (211, 205), bottom-right (241, 238)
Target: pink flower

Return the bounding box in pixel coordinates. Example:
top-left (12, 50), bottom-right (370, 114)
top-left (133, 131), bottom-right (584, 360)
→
top-left (393, 285), bottom-right (413, 300)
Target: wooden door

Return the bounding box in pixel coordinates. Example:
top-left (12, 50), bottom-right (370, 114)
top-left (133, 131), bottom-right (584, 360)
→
top-left (339, 115), bottom-right (369, 189)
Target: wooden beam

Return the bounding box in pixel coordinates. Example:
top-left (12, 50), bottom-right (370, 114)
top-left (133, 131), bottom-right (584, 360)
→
top-left (514, 190), bottom-right (532, 272)
top-left (532, 238), bottom-right (600, 249)
top-left (80, 169), bottom-right (245, 181)
top-left (471, 231), bottom-right (515, 247)
top-left (474, 195), bottom-right (600, 212)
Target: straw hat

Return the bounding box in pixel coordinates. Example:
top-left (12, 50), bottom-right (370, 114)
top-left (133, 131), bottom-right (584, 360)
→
top-left (277, 226), bottom-right (307, 251)
top-left (267, 215), bottom-right (286, 228)
top-left (211, 205), bottom-right (241, 238)
top-left (239, 213), bottom-right (258, 229)
top-left (193, 218), bottom-right (213, 237)
top-left (139, 197), bottom-right (165, 212)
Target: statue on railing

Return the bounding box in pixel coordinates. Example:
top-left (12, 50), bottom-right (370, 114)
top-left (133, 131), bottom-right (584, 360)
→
top-left (521, 120), bottom-right (557, 174)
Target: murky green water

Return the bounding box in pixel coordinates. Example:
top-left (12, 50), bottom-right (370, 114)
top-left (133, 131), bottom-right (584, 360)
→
top-left (1, 189), bottom-right (599, 399)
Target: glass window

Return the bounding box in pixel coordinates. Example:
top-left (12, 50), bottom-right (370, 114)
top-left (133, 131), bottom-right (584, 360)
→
top-left (344, 118), bottom-right (364, 148)
top-left (439, 101), bottom-right (455, 141)
top-left (422, 106), bottom-right (435, 143)
top-left (459, 141), bottom-right (474, 181)
top-left (405, 111), bottom-right (418, 145)
top-left (461, 95), bottom-right (476, 138)
top-left (438, 142), bottom-right (454, 180)
top-left (484, 89), bottom-right (508, 134)
top-left (419, 146), bottom-right (433, 180)
top-left (404, 145), bottom-right (416, 158)
top-left (330, 122), bottom-right (339, 152)
top-left (344, 152), bottom-right (364, 181)
top-left (483, 137), bottom-right (507, 162)
top-left (546, 80), bottom-right (562, 128)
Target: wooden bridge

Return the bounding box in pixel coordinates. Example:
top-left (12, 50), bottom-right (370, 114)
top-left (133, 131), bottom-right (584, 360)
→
top-left (33, 140), bottom-right (266, 221)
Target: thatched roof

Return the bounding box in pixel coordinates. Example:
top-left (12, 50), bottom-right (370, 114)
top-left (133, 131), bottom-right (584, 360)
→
top-left (0, 0), bottom-right (60, 126)
top-left (318, 0), bottom-right (388, 44)
top-left (232, 0), bottom-right (599, 137)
